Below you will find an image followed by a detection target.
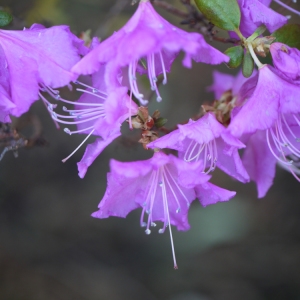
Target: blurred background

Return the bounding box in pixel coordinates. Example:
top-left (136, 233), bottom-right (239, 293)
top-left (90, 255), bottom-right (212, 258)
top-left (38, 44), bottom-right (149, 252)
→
top-left (1, 0), bottom-right (300, 299)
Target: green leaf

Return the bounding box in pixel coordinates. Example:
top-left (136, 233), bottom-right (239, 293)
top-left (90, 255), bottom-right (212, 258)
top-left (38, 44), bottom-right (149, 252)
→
top-left (155, 118), bottom-right (168, 128)
top-left (271, 24), bottom-right (300, 50)
top-left (242, 51), bottom-right (254, 78)
top-left (0, 11), bottom-right (13, 27)
top-left (224, 46), bottom-right (244, 68)
top-left (194, 0), bottom-right (241, 31)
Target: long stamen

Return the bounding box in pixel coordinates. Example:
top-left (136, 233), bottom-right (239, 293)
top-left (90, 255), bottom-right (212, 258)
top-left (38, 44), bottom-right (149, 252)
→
top-left (61, 129), bottom-right (95, 163)
top-left (273, 0), bottom-right (300, 16)
top-left (159, 51), bottom-right (167, 85)
top-left (266, 129), bottom-right (293, 165)
top-left (128, 60), bottom-right (148, 105)
top-left (164, 167), bottom-right (190, 208)
top-left (76, 88), bottom-right (107, 100)
top-left (161, 167), bottom-right (178, 269)
top-left (75, 80), bottom-right (108, 96)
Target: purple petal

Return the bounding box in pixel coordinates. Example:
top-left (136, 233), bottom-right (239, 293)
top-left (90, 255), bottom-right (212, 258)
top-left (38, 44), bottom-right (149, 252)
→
top-left (228, 66), bottom-right (281, 137)
top-left (0, 25), bottom-right (82, 117)
top-left (77, 132), bottom-right (121, 178)
top-left (195, 182), bottom-right (236, 207)
top-left (242, 130), bottom-right (277, 198)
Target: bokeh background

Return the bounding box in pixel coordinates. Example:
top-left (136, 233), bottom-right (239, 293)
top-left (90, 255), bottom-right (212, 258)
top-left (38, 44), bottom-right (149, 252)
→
top-left (1, 0), bottom-right (300, 299)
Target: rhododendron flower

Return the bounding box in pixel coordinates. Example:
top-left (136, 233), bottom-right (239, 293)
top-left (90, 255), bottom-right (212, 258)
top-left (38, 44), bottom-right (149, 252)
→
top-left (49, 60), bottom-right (138, 176)
top-left (71, 0), bottom-right (229, 105)
top-left (228, 65), bottom-right (300, 196)
top-left (0, 24), bottom-right (85, 122)
top-left (92, 152), bottom-right (236, 268)
top-left (148, 113), bottom-right (249, 183)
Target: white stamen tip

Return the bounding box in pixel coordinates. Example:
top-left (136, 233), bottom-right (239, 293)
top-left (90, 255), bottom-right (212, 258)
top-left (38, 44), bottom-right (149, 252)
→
top-left (62, 106), bottom-right (68, 111)
top-left (158, 229), bottom-right (164, 234)
top-left (151, 222), bottom-right (157, 227)
top-left (145, 229), bottom-right (151, 235)
top-left (163, 79), bottom-right (167, 85)
top-left (156, 96), bottom-right (162, 102)
top-left (176, 208), bottom-right (181, 213)
top-left (64, 128), bottom-right (71, 135)
top-left (141, 222), bottom-right (147, 227)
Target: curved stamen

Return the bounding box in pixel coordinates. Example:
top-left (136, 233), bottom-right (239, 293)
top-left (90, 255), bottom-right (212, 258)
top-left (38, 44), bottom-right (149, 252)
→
top-left (75, 80), bottom-right (108, 96)
top-left (128, 60), bottom-right (148, 105)
top-left (266, 128), bottom-right (293, 165)
top-left (76, 88), bottom-right (107, 100)
top-left (62, 129), bottom-right (95, 163)
top-left (273, 0), bottom-right (300, 16)
top-left (64, 125), bottom-right (95, 135)
top-left (159, 51), bottom-right (167, 85)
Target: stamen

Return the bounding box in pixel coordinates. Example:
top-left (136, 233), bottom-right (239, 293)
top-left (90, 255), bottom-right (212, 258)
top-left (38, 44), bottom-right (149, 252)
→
top-left (76, 88), bottom-right (107, 100)
top-left (75, 80), bottom-right (108, 96)
top-left (128, 60), bottom-right (148, 105)
top-left (62, 129), bottom-right (95, 163)
top-left (273, 0), bottom-right (300, 16)
top-left (159, 51), bottom-right (167, 85)
top-left (161, 167), bottom-right (178, 269)
top-left (64, 125), bottom-right (95, 135)
top-left (266, 129), bottom-right (293, 165)
top-left (164, 167), bottom-right (190, 207)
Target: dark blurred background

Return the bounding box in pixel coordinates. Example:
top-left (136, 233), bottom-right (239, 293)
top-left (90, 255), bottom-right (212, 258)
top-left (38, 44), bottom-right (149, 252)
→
top-left (1, 0), bottom-right (300, 299)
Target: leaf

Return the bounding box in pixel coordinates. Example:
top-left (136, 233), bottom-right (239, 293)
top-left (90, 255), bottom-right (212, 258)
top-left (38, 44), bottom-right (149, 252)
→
top-left (224, 46), bottom-right (244, 68)
top-left (242, 51), bottom-right (254, 78)
top-left (155, 118), bottom-right (168, 128)
top-left (0, 11), bottom-right (13, 27)
top-left (194, 0), bottom-right (241, 31)
top-left (271, 24), bottom-right (300, 50)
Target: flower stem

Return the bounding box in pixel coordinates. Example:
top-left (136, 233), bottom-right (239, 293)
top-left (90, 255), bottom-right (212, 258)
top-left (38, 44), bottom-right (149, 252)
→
top-left (247, 42), bottom-right (263, 69)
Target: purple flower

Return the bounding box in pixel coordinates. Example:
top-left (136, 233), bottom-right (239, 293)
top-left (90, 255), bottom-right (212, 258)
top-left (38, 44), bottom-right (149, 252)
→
top-left (270, 42), bottom-right (300, 81)
top-left (71, 0), bottom-right (229, 105)
top-left (92, 151), bottom-right (236, 268)
top-left (0, 24), bottom-right (85, 121)
top-left (228, 65), bottom-right (300, 196)
top-left (50, 61), bottom-right (138, 176)
top-left (231, 0), bottom-right (287, 39)
top-left (148, 113), bottom-right (249, 183)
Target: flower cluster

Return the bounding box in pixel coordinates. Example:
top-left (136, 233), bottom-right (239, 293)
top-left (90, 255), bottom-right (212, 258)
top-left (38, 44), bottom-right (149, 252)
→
top-left (1, 0), bottom-right (300, 267)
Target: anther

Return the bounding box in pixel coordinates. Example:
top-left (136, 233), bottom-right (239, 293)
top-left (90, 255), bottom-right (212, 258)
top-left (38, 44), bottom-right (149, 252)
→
top-left (64, 128), bottom-right (71, 135)
top-left (145, 229), bottom-right (151, 235)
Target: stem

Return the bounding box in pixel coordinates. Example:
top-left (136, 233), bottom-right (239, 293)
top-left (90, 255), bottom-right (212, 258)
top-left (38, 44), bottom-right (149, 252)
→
top-left (247, 42), bottom-right (263, 69)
